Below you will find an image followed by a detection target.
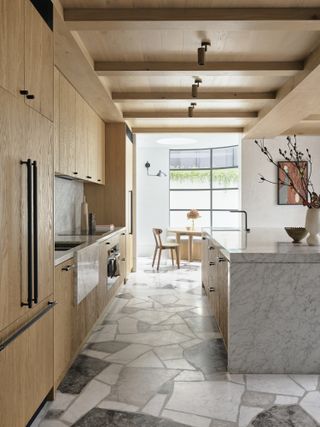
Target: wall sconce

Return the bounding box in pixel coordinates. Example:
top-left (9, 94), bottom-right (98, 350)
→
top-left (145, 161), bottom-right (167, 177)
top-left (198, 40), bottom-right (211, 66)
top-left (188, 102), bottom-right (197, 117)
top-left (192, 77), bottom-right (202, 98)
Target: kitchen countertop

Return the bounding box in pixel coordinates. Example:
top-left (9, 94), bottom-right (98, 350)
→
top-left (202, 227), bottom-right (320, 263)
top-left (54, 227), bottom-right (126, 266)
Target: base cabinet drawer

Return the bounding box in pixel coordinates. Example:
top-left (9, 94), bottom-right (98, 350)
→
top-left (0, 307), bottom-right (53, 427)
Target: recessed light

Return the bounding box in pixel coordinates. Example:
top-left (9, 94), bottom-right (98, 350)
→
top-left (156, 137), bottom-right (197, 146)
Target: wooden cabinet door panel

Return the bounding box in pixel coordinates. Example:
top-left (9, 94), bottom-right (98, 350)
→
top-left (59, 74), bottom-right (76, 176)
top-left (0, 88), bottom-right (26, 331)
top-left (0, 307), bottom-right (53, 427)
top-left (54, 260), bottom-right (75, 386)
top-left (25, 108), bottom-right (54, 303)
top-left (25, 0), bottom-right (53, 121)
top-left (75, 92), bottom-right (88, 179)
top-left (0, 0), bottom-right (24, 96)
top-left (97, 118), bottom-right (105, 184)
top-left (54, 67), bottom-right (60, 173)
top-left (218, 260), bottom-right (229, 348)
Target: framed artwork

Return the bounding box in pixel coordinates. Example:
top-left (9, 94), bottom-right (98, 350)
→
top-left (278, 161), bottom-right (308, 205)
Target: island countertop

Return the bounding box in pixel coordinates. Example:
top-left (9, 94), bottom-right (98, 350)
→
top-left (202, 227), bottom-right (320, 263)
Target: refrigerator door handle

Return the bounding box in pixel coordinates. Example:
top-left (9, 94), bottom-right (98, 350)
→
top-left (20, 159), bottom-right (33, 308)
top-left (32, 160), bottom-right (38, 304)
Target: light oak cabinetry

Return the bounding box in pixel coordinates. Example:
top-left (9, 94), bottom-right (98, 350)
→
top-left (0, 0), bottom-right (53, 120)
top-left (54, 259), bottom-right (75, 388)
top-left (0, 306), bottom-right (54, 427)
top-left (0, 0), bottom-right (24, 97)
top-left (202, 236), bottom-right (229, 348)
top-left (55, 68), bottom-right (105, 184)
top-left (85, 123), bottom-right (134, 278)
top-left (24, 0), bottom-right (53, 121)
top-left (0, 1), bottom-right (54, 425)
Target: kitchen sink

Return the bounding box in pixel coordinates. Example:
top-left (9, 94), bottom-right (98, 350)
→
top-left (55, 241), bottom-right (84, 251)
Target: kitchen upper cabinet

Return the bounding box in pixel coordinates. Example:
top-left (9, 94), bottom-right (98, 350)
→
top-left (55, 69), bottom-right (105, 184)
top-left (0, 305), bottom-right (53, 427)
top-left (54, 67), bottom-right (60, 172)
top-left (0, 0), bottom-right (24, 97)
top-left (75, 91), bottom-right (88, 180)
top-left (59, 73), bottom-right (76, 176)
top-left (25, 0), bottom-right (53, 121)
top-left (54, 259), bottom-right (75, 387)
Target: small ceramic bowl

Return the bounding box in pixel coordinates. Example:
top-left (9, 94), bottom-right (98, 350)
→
top-left (284, 227), bottom-right (308, 243)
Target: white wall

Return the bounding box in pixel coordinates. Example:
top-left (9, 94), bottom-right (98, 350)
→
top-left (241, 135), bottom-right (320, 228)
top-left (136, 133), bottom-right (240, 257)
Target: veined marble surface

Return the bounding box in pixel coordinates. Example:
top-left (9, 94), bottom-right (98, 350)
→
top-left (203, 227), bottom-right (320, 262)
top-left (54, 227), bottom-right (125, 266)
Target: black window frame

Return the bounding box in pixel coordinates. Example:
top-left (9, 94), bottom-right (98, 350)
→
top-left (169, 145), bottom-right (239, 228)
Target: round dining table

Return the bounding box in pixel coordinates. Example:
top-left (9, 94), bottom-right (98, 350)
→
top-left (167, 228), bottom-right (202, 262)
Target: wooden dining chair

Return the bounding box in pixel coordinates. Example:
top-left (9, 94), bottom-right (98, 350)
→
top-left (152, 228), bottom-right (180, 271)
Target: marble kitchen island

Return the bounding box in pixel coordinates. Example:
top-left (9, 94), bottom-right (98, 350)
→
top-left (202, 228), bottom-right (320, 374)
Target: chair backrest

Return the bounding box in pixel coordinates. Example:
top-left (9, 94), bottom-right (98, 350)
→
top-left (152, 228), bottom-right (163, 248)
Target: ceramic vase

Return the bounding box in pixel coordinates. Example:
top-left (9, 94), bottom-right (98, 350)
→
top-left (305, 207), bottom-right (320, 246)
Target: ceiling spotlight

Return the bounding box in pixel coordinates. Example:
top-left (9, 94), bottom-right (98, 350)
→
top-left (198, 40), bottom-right (211, 66)
top-left (192, 77), bottom-right (202, 98)
top-left (188, 102), bottom-right (197, 117)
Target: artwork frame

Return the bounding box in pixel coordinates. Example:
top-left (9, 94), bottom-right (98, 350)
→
top-left (277, 161), bottom-right (308, 206)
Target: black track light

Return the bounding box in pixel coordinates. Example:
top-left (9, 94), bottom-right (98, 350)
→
top-left (198, 41), bottom-right (211, 66)
top-left (192, 77), bottom-right (202, 98)
top-left (188, 102), bottom-right (197, 117)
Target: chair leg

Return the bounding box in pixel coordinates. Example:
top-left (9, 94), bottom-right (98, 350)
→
top-left (170, 248), bottom-right (174, 266)
top-left (175, 247), bottom-right (180, 269)
top-left (152, 247), bottom-right (158, 267)
top-left (157, 249), bottom-right (162, 271)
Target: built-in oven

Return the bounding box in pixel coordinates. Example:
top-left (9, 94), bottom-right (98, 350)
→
top-left (106, 242), bottom-right (121, 289)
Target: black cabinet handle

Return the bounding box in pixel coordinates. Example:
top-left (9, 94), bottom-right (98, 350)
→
top-left (73, 171), bottom-right (78, 175)
top-left (26, 94), bottom-right (35, 100)
top-left (61, 264), bottom-right (75, 272)
top-left (86, 175), bottom-right (92, 179)
top-left (98, 179), bottom-right (101, 182)
top-left (32, 161), bottom-right (38, 304)
top-left (20, 90), bottom-right (29, 96)
top-left (20, 159), bottom-right (33, 308)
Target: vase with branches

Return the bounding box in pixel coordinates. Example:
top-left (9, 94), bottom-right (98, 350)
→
top-left (255, 136), bottom-right (320, 245)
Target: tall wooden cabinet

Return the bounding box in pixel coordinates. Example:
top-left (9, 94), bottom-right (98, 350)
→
top-left (85, 123), bottom-right (134, 277)
top-left (0, 1), bottom-right (54, 425)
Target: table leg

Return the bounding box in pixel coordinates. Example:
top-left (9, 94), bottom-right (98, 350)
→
top-left (188, 235), bottom-right (193, 262)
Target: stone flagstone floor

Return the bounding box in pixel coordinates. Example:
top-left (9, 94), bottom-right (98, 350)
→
top-left (36, 258), bottom-right (320, 427)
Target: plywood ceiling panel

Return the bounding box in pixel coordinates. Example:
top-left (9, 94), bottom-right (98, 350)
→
top-left (61, 0), bottom-right (320, 8)
top-left (98, 75), bottom-right (289, 92)
top-left (78, 30), bottom-right (320, 62)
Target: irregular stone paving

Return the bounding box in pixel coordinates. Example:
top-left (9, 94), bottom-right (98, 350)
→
top-left (36, 258), bottom-right (320, 427)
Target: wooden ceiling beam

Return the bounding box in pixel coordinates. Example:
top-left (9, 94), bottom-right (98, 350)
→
top-left (95, 61), bottom-right (302, 77)
top-left (64, 8), bottom-right (320, 31)
top-left (131, 126), bottom-right (244, 133)
top-left (244, 44), bottom-right (320, 138)
top-left (113, 91), bottom-right (276, 101)
top-left (123, 111), bottom-right (257, 118)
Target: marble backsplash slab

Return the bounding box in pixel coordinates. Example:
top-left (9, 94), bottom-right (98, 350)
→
top-left (55, 176), bottom-right (84, 235)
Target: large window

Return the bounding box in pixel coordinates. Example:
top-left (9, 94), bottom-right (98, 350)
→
top-left (169, 146), bottom-right (239, 229)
